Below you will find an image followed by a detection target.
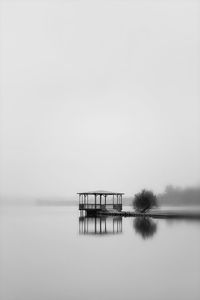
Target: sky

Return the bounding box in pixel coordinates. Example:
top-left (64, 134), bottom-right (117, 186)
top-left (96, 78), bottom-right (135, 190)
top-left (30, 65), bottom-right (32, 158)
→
top-left (0, 0), bottom-right (200, 198)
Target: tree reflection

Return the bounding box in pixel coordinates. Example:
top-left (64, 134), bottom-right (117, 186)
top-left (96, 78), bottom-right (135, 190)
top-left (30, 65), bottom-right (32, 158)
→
top-left (133, 217), bottom-right (157, 239)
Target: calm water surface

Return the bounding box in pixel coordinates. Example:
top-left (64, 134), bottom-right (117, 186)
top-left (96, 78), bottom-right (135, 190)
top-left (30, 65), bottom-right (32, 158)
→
top-left (0, 206), bottom-right (200, 300)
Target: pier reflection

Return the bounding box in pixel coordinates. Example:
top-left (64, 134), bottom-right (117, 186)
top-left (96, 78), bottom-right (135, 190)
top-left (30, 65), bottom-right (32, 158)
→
top-left (79, 216), bottom-right (123, 235)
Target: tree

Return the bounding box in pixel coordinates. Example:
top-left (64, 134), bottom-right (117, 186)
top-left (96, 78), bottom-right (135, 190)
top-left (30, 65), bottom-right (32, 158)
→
top-left (133, 189), bottom-right (158, 213)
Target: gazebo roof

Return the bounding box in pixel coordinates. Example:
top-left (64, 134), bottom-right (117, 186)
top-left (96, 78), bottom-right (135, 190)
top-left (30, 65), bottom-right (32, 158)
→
top-left (77, 190), bottom-right (124, 195)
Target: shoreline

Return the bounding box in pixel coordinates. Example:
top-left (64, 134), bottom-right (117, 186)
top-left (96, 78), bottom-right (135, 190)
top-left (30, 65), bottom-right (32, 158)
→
top-left (99, 210), bottom-right (200, 220)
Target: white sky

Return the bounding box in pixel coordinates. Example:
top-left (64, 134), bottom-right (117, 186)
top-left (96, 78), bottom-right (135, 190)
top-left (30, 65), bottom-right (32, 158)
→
top-left (0, 0), bottom-right (200, 198)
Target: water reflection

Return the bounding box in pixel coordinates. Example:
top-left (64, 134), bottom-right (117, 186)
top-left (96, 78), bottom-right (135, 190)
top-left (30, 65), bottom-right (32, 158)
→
top-left (79, 216), bottom-right (123, 235)
top-left (79, 214), bottom-right (200, 238)
top-left (133, 217), bottom-right (157, 239)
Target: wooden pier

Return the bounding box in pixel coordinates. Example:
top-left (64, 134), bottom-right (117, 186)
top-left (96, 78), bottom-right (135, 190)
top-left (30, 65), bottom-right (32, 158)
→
top-left (78, 190), bottom-right (200, 220)
top-left (78, 190), bottom-right (124, 216)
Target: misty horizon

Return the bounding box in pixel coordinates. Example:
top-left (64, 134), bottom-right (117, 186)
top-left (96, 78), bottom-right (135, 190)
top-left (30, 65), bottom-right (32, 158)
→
top-left (2, 185), bottom-right (200, 209)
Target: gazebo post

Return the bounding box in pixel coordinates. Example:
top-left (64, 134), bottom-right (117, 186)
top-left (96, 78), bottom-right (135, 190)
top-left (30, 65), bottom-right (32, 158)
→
top-left (95, 194), bottom-right (97, 209)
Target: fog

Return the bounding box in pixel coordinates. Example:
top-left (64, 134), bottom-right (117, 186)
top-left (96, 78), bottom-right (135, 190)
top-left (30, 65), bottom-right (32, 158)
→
top-left (0, 0), bottom-right (200, 199)
top-left (158, 185), bottom-right (200, 206)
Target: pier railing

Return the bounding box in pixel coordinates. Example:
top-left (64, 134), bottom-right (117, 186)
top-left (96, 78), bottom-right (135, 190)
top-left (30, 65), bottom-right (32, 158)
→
top-left (79, 203), bottom-right (122, 211)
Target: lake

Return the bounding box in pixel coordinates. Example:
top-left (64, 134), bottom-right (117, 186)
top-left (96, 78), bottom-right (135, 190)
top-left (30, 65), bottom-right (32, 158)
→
top-left (0, 205), bottom-right (200, 300)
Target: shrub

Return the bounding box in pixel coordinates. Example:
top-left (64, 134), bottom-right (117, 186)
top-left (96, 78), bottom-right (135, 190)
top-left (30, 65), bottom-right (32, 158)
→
top-left (133, 189), bottom-right (158, 213)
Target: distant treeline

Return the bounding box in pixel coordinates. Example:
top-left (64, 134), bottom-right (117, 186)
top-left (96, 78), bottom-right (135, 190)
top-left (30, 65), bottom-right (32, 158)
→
top-left (157, 185), bottom-right (200, 206)
top-left (123, 186), bottom-right (200, 207)
top-left (36, 198), bottom-right (76, 206)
